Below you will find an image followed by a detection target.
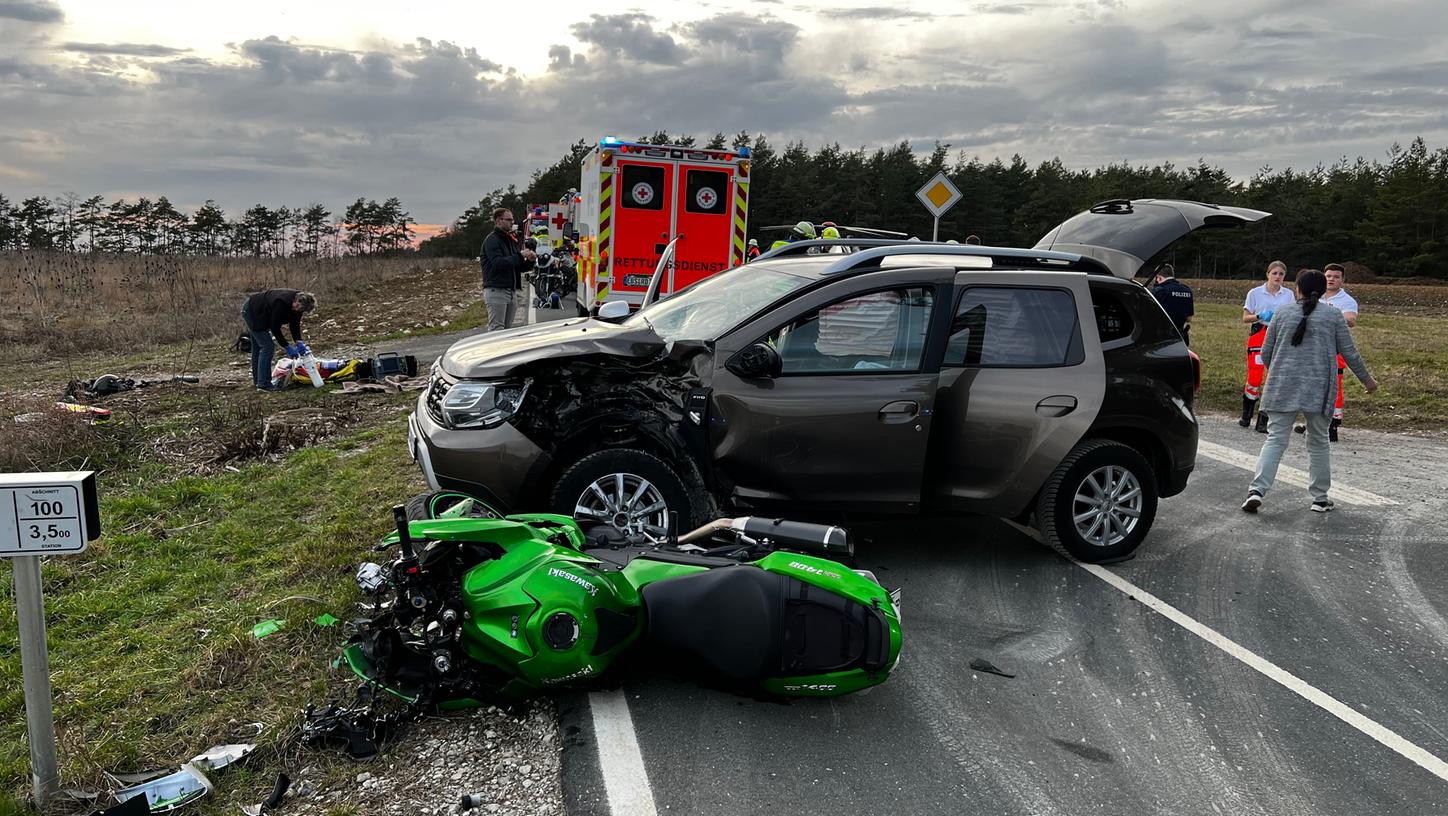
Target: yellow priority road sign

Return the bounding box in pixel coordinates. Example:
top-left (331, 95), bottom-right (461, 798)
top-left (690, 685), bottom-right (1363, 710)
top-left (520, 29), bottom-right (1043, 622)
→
top-left (915, 172), bottom-right (962, 217)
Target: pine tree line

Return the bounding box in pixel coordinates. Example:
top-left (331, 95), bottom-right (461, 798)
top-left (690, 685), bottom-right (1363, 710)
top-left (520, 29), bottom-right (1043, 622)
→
top-left (422, 134), bottom-right (1448, 279)
top-left (0, 195), bottom-right (415, 257)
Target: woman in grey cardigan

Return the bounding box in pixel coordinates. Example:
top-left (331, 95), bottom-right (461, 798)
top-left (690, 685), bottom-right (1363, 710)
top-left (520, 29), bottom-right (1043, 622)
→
top-left (1242, 269), bottom-right (1378, 513)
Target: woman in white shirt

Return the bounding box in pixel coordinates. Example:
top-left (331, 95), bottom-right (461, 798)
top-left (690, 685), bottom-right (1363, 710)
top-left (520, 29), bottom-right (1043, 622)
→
top-left (1240, 261), bottom-right (1298, 429)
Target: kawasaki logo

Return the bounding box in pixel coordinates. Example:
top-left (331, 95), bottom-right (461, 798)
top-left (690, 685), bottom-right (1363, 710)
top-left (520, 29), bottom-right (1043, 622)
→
top-left (542, 664), bottom-right (596, 685)
top-left (788, 561), bottom-right (841, 580)
top-left (549, 567), bottom-right (598, 596)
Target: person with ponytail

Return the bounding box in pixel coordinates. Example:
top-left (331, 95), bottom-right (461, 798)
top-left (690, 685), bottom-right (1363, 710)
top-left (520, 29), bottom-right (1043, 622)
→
top-left (1241, 269), bottom-right (1378, 514)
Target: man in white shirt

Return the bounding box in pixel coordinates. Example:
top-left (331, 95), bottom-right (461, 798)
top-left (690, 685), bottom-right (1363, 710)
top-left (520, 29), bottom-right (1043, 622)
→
top-left (1239, 261), bottom-right (1297, 430)
top-left (1315, 263), bottom-right (1360, 441)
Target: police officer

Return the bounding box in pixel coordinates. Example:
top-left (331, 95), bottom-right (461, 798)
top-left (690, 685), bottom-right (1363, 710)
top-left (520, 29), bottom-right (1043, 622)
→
top-left (1150, 263), bottom-right (1194, 344)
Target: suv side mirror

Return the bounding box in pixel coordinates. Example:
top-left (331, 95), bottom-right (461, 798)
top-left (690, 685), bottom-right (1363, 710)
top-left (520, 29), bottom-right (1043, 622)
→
top-left (596, 300), bottom-right (630, 321)
top-left (726, 342), bottom-right (782, 379)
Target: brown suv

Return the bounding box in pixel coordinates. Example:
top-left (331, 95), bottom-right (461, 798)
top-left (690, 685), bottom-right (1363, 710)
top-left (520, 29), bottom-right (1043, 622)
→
top-left (408, 199), bottom-right (1268, 562)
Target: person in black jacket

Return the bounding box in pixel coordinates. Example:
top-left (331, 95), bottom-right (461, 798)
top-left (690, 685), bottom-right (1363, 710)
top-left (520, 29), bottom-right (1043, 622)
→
top-left (480, 208), bottom-right (537, 331)
top-left (240, 289), bottom-right (316, 390)
top-left (1150, 263), bottom-right (1194, 344)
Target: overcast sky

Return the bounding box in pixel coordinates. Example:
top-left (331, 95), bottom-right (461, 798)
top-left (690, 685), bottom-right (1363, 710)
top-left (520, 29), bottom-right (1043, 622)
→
top-left (2, 0), bottom-right (1446, 226)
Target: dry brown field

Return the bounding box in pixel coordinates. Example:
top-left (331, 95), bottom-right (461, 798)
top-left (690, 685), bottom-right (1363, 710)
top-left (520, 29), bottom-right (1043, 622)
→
top-left (0, 251), bottom-right (478, 362)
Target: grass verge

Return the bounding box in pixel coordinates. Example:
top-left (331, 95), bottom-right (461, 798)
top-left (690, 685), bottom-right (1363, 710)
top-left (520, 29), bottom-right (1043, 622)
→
top-left (1191, 304), bottom-right (1448, 435)
top-left (0, 417), bottom-right (426, 811)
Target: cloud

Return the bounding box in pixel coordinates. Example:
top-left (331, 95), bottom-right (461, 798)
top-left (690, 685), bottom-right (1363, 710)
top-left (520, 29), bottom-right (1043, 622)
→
top-left (4, 2), bottom-right (1448, 227)
top-left (0, 0), bottom-right (61, 23)
top-left (546, 44), bottom-right (586, 72)
top-left (686, 13), bottom-right (800, 65)
top-left (569, 13), bottom-right (685, 65)
top-left (62, 42), bottom-right (191, 57)
top-left (833, 7), bottom-right (930, 20)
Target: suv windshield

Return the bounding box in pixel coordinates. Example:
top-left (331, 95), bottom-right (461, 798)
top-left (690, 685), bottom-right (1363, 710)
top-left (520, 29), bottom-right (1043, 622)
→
top-left (626, 265), bottom-right (813, 341)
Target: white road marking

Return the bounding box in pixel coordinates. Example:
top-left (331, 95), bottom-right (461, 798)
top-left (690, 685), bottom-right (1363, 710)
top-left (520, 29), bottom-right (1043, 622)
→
top-left (1077, 558), bottom-right (1448, 784)
top-left (1196, 440), bottom-right (1400, 506)
top-left (589, 689), bottom-right (658, 816)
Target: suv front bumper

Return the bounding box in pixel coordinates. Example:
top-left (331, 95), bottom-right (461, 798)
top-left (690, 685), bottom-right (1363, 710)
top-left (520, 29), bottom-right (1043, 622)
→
top-left (407, 390), bottom-right (551, 513)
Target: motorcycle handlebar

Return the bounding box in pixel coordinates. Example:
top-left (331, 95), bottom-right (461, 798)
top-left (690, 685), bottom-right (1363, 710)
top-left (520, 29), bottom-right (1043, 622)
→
top-left (392, 504), bottom-right (416, 560)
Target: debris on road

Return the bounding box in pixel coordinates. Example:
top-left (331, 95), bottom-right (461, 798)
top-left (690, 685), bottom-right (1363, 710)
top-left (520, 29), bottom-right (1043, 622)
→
top-left (969, 658), bottom-right (1016, 678)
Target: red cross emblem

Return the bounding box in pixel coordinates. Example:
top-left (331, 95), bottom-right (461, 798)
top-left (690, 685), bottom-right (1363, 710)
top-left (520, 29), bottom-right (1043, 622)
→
top-left (551, 211), bottom-right (568, 230)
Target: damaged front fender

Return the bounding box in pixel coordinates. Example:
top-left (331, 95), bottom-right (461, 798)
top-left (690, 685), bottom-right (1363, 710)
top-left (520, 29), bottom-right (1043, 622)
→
top-left (510, 341), bottom-right (718, 494)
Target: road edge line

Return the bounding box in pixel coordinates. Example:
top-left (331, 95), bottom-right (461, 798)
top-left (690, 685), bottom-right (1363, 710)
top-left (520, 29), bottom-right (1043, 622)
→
top-left (588, 689), bottom-right (658, 816)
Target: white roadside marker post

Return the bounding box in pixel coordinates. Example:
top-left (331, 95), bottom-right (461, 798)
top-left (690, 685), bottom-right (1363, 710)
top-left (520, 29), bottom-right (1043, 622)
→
top-left (1, 471), bottom-right (101, 811)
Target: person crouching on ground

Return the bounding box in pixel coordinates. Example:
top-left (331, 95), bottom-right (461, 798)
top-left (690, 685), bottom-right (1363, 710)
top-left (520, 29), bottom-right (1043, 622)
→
top-left (481, 207), bottom-right (537, 332)
top-left (241, 289), bottom-right (317, 391)
top-left (1241, 269), bottom-right (1377, 515)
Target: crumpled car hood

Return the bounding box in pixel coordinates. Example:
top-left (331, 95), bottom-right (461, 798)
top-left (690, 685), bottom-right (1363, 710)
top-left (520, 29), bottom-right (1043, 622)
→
top-left (441, 318), bottom-right (668, 379)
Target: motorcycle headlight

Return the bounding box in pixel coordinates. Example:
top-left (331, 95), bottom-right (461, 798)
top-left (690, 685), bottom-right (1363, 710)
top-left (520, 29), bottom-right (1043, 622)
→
top-left (440, 381), bottom-right (529, 429)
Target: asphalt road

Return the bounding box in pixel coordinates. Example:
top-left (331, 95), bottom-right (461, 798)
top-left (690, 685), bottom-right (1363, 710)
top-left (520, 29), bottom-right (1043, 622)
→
top-left (561, 416), bottom-right (1448, 816)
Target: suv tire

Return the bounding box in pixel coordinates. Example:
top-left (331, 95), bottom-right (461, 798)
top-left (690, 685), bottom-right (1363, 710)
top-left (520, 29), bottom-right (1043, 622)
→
top-left (1036, 439), bottom-right (1158, 563)
top-left (550, 448), bottom-right (712, 535)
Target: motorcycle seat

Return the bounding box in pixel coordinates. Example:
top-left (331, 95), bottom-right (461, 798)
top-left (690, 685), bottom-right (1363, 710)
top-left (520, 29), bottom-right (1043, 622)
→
top-left (642, 566), bottom-right (783, 682)
top-left (642, 566), bottom-right (887, 684)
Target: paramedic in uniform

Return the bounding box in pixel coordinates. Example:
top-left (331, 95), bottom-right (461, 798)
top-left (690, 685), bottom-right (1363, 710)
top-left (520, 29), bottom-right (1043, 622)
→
top-left (481, 208), bottom-right (536, 332)
top-left (1240, 260), bottom-right (1296, 430)
top-left (1149, 263), bottom-right (1194, 344)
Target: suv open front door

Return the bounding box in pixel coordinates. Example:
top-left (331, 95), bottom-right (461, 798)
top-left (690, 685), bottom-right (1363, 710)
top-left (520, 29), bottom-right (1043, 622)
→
top-left (1034, 199), bottom-right (1271, 279)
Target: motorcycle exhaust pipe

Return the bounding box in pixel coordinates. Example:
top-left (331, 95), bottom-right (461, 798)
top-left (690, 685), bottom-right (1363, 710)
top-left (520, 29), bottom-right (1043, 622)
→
top-left (734, 517), bottom-right (852, 560)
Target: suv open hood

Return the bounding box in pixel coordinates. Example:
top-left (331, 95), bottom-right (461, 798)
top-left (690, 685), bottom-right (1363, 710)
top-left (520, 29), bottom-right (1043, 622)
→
top-left (441, 318), bottom-right (667, 379)
top-left (1034, 199), bottom-right (1271, 279)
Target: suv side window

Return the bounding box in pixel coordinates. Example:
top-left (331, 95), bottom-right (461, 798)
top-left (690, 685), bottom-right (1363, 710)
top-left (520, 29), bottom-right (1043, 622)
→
top-left (1090, 284), bottom-right (1136, 348)
top-left (943, 286), bottom-right (1082, 367)
top-left (766, 287), bottom-right (935, 374)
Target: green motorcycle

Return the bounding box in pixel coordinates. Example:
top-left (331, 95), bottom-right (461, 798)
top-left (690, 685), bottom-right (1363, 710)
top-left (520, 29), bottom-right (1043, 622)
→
top-left (342, 493), bottom-right (903, 706)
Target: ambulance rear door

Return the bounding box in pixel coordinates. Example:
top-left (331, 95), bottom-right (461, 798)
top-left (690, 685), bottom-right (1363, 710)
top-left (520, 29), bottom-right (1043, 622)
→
top-left (610, 158), bottom-right (675, 303)
top-left (670, 164), bottom-right (736, 293)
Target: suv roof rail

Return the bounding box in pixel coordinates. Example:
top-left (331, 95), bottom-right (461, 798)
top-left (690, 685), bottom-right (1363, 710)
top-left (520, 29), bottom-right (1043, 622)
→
top-left (756, 239), bottom-right (1115, 276)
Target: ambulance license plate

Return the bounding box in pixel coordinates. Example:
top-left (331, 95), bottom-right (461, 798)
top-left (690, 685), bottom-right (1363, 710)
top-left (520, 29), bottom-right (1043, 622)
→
top-left (622, 274), bottom-right (652, 287)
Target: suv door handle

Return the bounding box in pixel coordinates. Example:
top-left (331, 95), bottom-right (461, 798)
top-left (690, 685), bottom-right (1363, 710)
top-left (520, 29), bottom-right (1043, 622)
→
top-left (1036, 396), bottom-right (1077, 417)
top-left (878, 401), bottom-right (919, 424)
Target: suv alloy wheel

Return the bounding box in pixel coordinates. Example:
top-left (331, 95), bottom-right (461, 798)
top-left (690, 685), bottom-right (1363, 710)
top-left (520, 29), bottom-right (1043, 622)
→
top-left (549, 448), bottom-right (713, 535)
top-left (1035, 439), bottom-right (1159, 562)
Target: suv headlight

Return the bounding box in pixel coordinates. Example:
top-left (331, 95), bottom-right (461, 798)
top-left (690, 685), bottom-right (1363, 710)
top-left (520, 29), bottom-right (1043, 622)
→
top-left (440, 381), bottom-right (529, 429)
